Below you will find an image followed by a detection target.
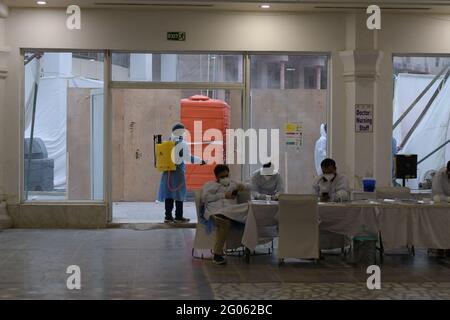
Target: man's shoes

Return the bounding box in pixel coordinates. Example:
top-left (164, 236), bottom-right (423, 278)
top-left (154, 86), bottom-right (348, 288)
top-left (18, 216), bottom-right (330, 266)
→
top-left (164, 217), bottom-right (174, 223)
top-left (174, 217), bottom-right (190, 223)
top-left (212, 255), bottom-right (227, 265)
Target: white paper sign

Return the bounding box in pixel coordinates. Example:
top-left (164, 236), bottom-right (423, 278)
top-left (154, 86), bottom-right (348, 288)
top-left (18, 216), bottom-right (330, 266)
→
top-left (355, 104), bottom-right (374, 133)
top-left (284, 122), bottom-right (303, 153)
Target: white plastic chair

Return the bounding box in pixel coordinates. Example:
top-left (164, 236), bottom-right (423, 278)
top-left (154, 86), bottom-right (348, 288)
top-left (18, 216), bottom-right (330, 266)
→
top-left (278, 194), bottom-right (320, 264)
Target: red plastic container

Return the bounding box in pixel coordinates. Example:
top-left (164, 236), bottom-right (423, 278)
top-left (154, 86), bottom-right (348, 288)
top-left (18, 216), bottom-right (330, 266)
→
top-left (181, 95), bottom-right (231, 190)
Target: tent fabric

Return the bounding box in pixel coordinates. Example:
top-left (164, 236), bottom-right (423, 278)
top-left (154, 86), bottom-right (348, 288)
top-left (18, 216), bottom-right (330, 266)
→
top-left (24, 57), bottom-right (103, 190)
top-left (393, 73), bottom-right (450, 189)
top-left (25, 77), bottom-right (67, 190)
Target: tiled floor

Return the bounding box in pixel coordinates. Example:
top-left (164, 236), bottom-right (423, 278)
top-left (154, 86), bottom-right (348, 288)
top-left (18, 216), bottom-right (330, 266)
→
top-left (112, 202), bottom-right (198, 223)
top-left (0, 228), bottom-right (449, 300)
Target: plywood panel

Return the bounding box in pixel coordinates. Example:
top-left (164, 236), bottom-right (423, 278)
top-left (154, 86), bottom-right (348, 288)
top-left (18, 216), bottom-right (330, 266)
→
top-left (251, 89), bottom-right (327, 193)
top-left (228, 90), bottom-right (243, 181)
top-left (113, 89), bottom-right (180, 201)
top-left (112, 90), bottom-right (125, 201)
top-left (67, 88), bottom-right (91, 200)
top-left (112, 89), bottom-right (244, 201)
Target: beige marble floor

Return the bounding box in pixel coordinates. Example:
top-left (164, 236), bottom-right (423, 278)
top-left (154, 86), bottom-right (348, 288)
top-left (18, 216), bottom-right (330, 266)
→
top-left (112, 201), bottom-right (198, 223)
top-left (0, 228), bottom-right (449, 300)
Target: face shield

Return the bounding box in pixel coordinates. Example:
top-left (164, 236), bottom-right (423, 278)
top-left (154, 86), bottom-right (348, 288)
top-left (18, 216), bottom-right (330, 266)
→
top-left (173, 128), bottom-right (185, 136)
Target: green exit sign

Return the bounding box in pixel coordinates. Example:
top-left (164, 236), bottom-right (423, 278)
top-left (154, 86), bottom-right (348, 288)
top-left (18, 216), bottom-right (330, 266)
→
top-left (167, 32), bottom-right (186, 41)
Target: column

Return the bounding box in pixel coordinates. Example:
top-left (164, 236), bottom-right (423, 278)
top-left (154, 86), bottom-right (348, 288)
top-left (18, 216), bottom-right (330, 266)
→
top-left (339, 14), bottom-right (384, 189)
top-left (0, 2), bottom-right (11, 228)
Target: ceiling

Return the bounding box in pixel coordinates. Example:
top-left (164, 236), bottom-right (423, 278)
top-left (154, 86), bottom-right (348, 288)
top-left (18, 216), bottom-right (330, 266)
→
top-left (4, 0), bottom-right (450, 13)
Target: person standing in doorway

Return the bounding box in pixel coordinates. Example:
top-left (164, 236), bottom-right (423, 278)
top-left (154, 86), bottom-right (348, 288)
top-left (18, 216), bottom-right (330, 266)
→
top-left (314, 123), bottom-right (327, 177)
top-left (158, 122), bottom-right (206, 223)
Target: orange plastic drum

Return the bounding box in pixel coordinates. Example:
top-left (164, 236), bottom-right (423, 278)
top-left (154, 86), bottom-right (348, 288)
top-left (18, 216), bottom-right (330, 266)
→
top-left (181, 95), bottom-right (231, 190)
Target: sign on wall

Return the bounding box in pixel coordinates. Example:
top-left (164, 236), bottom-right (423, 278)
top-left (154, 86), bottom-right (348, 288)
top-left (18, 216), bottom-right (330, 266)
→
top-left (355, 104), bottom-right (374, 133)
top-left (284, 122), bottom-right (303, 153)
top-left (167, 32), bottom-right (186, 41)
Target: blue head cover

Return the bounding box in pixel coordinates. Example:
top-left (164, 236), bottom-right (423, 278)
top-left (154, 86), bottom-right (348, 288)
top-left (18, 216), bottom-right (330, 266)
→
top-left (172, 122), bottom-right (185, 132)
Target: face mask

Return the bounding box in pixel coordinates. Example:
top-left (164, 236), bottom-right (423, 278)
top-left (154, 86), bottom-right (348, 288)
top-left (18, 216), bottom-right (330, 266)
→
top-left (261, 167), bottom-right (275, 176)
top-left (323, 174), bottom-right (335, 181)
top-left (219, 177), bottom-right (230, 186)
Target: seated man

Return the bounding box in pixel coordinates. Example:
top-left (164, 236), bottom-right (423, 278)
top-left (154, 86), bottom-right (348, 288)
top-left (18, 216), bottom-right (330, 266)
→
top-left (313, 158), bottom-right (350, 202)
top-left (201, 164), bottom-right (249, 265)
top-left (432, 160), bottom-right (450, 202)
top-left (250, 162), bottom-right (284, 200)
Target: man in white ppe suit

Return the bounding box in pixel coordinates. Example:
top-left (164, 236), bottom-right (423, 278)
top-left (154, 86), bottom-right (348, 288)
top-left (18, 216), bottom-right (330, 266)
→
top-left (432, 161), bottom-right (450, 202)
top-left (201, 164), bottom-right (249, 265)
top-left (313, 158), bottom-right (350, 202)
top-left (314, 124), bottom-right (327, 176)
top-left (250, 162), bottom-right (284, 201)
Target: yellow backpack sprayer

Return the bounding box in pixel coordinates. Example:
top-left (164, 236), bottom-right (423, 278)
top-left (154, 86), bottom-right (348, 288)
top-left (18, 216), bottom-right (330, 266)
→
top-left (153, 134), bottom-right (176, 172)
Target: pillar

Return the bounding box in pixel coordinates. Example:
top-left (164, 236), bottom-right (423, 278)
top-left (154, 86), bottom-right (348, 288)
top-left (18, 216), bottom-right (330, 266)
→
top-left (0, 1), bottom-right (11, 228)
top-left (339, 14), bottom-right (385, 189)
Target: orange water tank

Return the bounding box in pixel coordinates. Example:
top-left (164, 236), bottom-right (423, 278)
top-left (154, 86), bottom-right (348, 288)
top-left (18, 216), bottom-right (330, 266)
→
top-left (181, 95), bottom-right (231, 190)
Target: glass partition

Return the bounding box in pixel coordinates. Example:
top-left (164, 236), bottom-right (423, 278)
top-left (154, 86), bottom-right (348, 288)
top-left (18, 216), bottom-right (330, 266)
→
top-left (249, 54), bottom-right (329, 193)
top-left (393, 55), bottom-right (450, 189)
top-left (111, 53), bottom-right (243, 83)
top-left (23, 51), bottom-right (104, 201)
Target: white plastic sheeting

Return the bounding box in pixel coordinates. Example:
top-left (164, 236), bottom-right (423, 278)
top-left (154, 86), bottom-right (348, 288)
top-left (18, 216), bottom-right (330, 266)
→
top-left (25, 77), bottom-right (68, 189)
top-left (393, 73), bottom-right (450, 189)
top-left (24, 54), bottom-right (103, 190)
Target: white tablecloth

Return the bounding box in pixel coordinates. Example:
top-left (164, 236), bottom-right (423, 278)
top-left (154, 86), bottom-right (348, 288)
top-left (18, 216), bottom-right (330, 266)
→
top-left (319, 202), bottom-right (450, 250)
top-left (376, 204), bottom-right (450, 250)
top-left (318, 202), bottom-right (379, 237)
top-left (241, 200), bottom-right (278, 251)
top-left (241, 200), bottom-right (450, 251)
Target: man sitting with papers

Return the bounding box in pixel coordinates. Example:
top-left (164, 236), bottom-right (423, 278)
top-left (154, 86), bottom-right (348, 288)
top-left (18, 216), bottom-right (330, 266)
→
top-left (201, 164), bottom-right (249, 265)
top-left (313, 158), bottom-right (350, 202)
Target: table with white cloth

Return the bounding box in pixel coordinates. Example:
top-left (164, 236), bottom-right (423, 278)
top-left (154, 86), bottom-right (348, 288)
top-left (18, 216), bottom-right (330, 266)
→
top-left (241, 200), bottom-right (450, 253)
top-left (375, 202), bottom-right (450, 250)
top-left (318, 202), bottom-right (379, 238)
top-left (314, 201), bottom-right (450, 250)
top-left (241, 200), bottom-right (279, 251)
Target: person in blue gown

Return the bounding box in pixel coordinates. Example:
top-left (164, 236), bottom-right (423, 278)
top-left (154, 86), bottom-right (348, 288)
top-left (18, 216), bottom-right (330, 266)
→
top-left (158, 123), bottom-right (206, 223)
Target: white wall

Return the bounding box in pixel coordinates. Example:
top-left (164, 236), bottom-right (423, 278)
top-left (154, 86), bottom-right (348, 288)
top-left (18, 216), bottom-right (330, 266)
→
top-left (2, 8), bottom-right (348, 204)
top-left (3, 8), bottom-right (450, 206)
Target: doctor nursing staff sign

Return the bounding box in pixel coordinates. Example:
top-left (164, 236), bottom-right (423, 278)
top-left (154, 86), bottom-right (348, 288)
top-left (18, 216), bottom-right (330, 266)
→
top-left (65, 5), bottom-right (382, 31)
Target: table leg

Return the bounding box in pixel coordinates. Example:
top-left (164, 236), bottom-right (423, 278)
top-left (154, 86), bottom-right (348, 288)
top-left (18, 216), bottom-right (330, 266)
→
top-left (245, 248), bottom-right (250, 264)
top-left (378, 233), bottom-right (384, 264)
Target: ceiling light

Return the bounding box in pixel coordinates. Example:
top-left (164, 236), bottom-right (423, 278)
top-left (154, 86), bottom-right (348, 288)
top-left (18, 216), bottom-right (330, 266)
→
top-left (36, 1), bottom-right (47, 5)
top-left (260, 4), bottom-right (271, 9)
